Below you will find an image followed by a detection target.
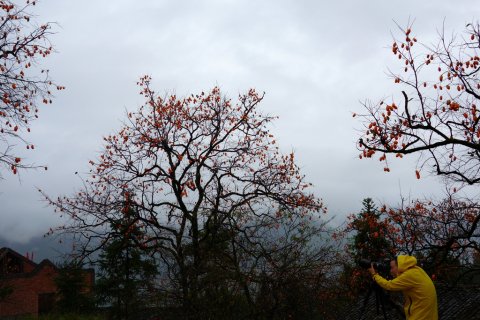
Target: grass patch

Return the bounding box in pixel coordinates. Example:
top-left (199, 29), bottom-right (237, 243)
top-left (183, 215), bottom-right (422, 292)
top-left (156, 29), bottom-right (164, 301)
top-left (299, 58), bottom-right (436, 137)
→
top-left (21, 314), bottom-right (105, 320)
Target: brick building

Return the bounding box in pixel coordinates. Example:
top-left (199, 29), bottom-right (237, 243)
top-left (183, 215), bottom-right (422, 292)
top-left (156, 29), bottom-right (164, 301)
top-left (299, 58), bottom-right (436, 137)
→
top-left (0, 247), bottom-right (94, 319)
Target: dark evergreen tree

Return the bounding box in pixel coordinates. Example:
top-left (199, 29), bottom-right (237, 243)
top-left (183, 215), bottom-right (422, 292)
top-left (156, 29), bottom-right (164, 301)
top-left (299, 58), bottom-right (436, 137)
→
top-left (95, 204), bottom-right (158, 320)
top-left (341, 198), bottom-right (397, 295)
top-left (349, 198), bottom-right (395, 263)
top-left (54, 260), bottom-right (94, 314)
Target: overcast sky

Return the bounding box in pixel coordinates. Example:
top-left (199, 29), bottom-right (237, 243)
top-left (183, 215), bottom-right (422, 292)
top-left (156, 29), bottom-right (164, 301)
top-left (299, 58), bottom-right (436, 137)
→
top-left (1, 0), bottom-right (479, 252)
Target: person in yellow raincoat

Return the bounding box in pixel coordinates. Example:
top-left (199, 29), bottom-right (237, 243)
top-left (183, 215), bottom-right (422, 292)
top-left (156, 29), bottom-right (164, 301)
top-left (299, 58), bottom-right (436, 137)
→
top-left (368, 255), bottom-right (438, 320)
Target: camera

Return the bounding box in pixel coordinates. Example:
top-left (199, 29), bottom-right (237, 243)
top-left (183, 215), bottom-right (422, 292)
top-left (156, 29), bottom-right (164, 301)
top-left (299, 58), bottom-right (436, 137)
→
top-left (358, 258), bottom-right (390, 274)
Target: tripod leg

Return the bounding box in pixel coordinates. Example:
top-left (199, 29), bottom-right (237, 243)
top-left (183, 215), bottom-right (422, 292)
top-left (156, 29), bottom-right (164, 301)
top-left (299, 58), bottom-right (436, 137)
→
top-left (374, 286), bottom-right (389, 320)
top-left (359, 286), bottom-right (374, 320)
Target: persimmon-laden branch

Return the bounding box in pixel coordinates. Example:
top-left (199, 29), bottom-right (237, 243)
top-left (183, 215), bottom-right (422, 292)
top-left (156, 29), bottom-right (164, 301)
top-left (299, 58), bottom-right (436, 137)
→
top-left (382, 196), bottom-right (480, 279)
top-left (0, 0), bottom-right (64, 177)
top-left (357, 22), bottom-right (480, 184)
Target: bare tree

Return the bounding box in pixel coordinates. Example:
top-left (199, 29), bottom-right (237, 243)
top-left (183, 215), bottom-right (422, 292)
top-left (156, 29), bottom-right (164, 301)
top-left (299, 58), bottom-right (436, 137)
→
top-left (43, 78), bottom-right (324, 318)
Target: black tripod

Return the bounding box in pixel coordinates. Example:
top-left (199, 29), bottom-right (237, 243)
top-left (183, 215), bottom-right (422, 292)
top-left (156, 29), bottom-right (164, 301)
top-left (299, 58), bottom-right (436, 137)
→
top-left (359, 281), bottom-right (389, 320)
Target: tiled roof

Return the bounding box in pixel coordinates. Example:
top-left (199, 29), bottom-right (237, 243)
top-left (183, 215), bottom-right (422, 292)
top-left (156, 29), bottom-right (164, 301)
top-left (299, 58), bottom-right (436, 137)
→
top-left (0, 247), bottom-right (56, 279)
top-left (340, 287), bottom-right (404, 320)
top-left (436, 285), bottom-right (480, 320)
top-left (339, 284), bottom-right (480, 320)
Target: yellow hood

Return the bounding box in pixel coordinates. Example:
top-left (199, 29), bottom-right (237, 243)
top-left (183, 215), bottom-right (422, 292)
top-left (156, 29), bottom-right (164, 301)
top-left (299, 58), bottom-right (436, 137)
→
top-left (397, 255), bottom-right (417, 273)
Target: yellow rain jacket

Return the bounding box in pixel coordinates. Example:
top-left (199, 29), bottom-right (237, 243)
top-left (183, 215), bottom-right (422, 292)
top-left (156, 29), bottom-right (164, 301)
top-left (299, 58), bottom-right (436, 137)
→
top-left (372, 255), bottom-right (438, 320)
